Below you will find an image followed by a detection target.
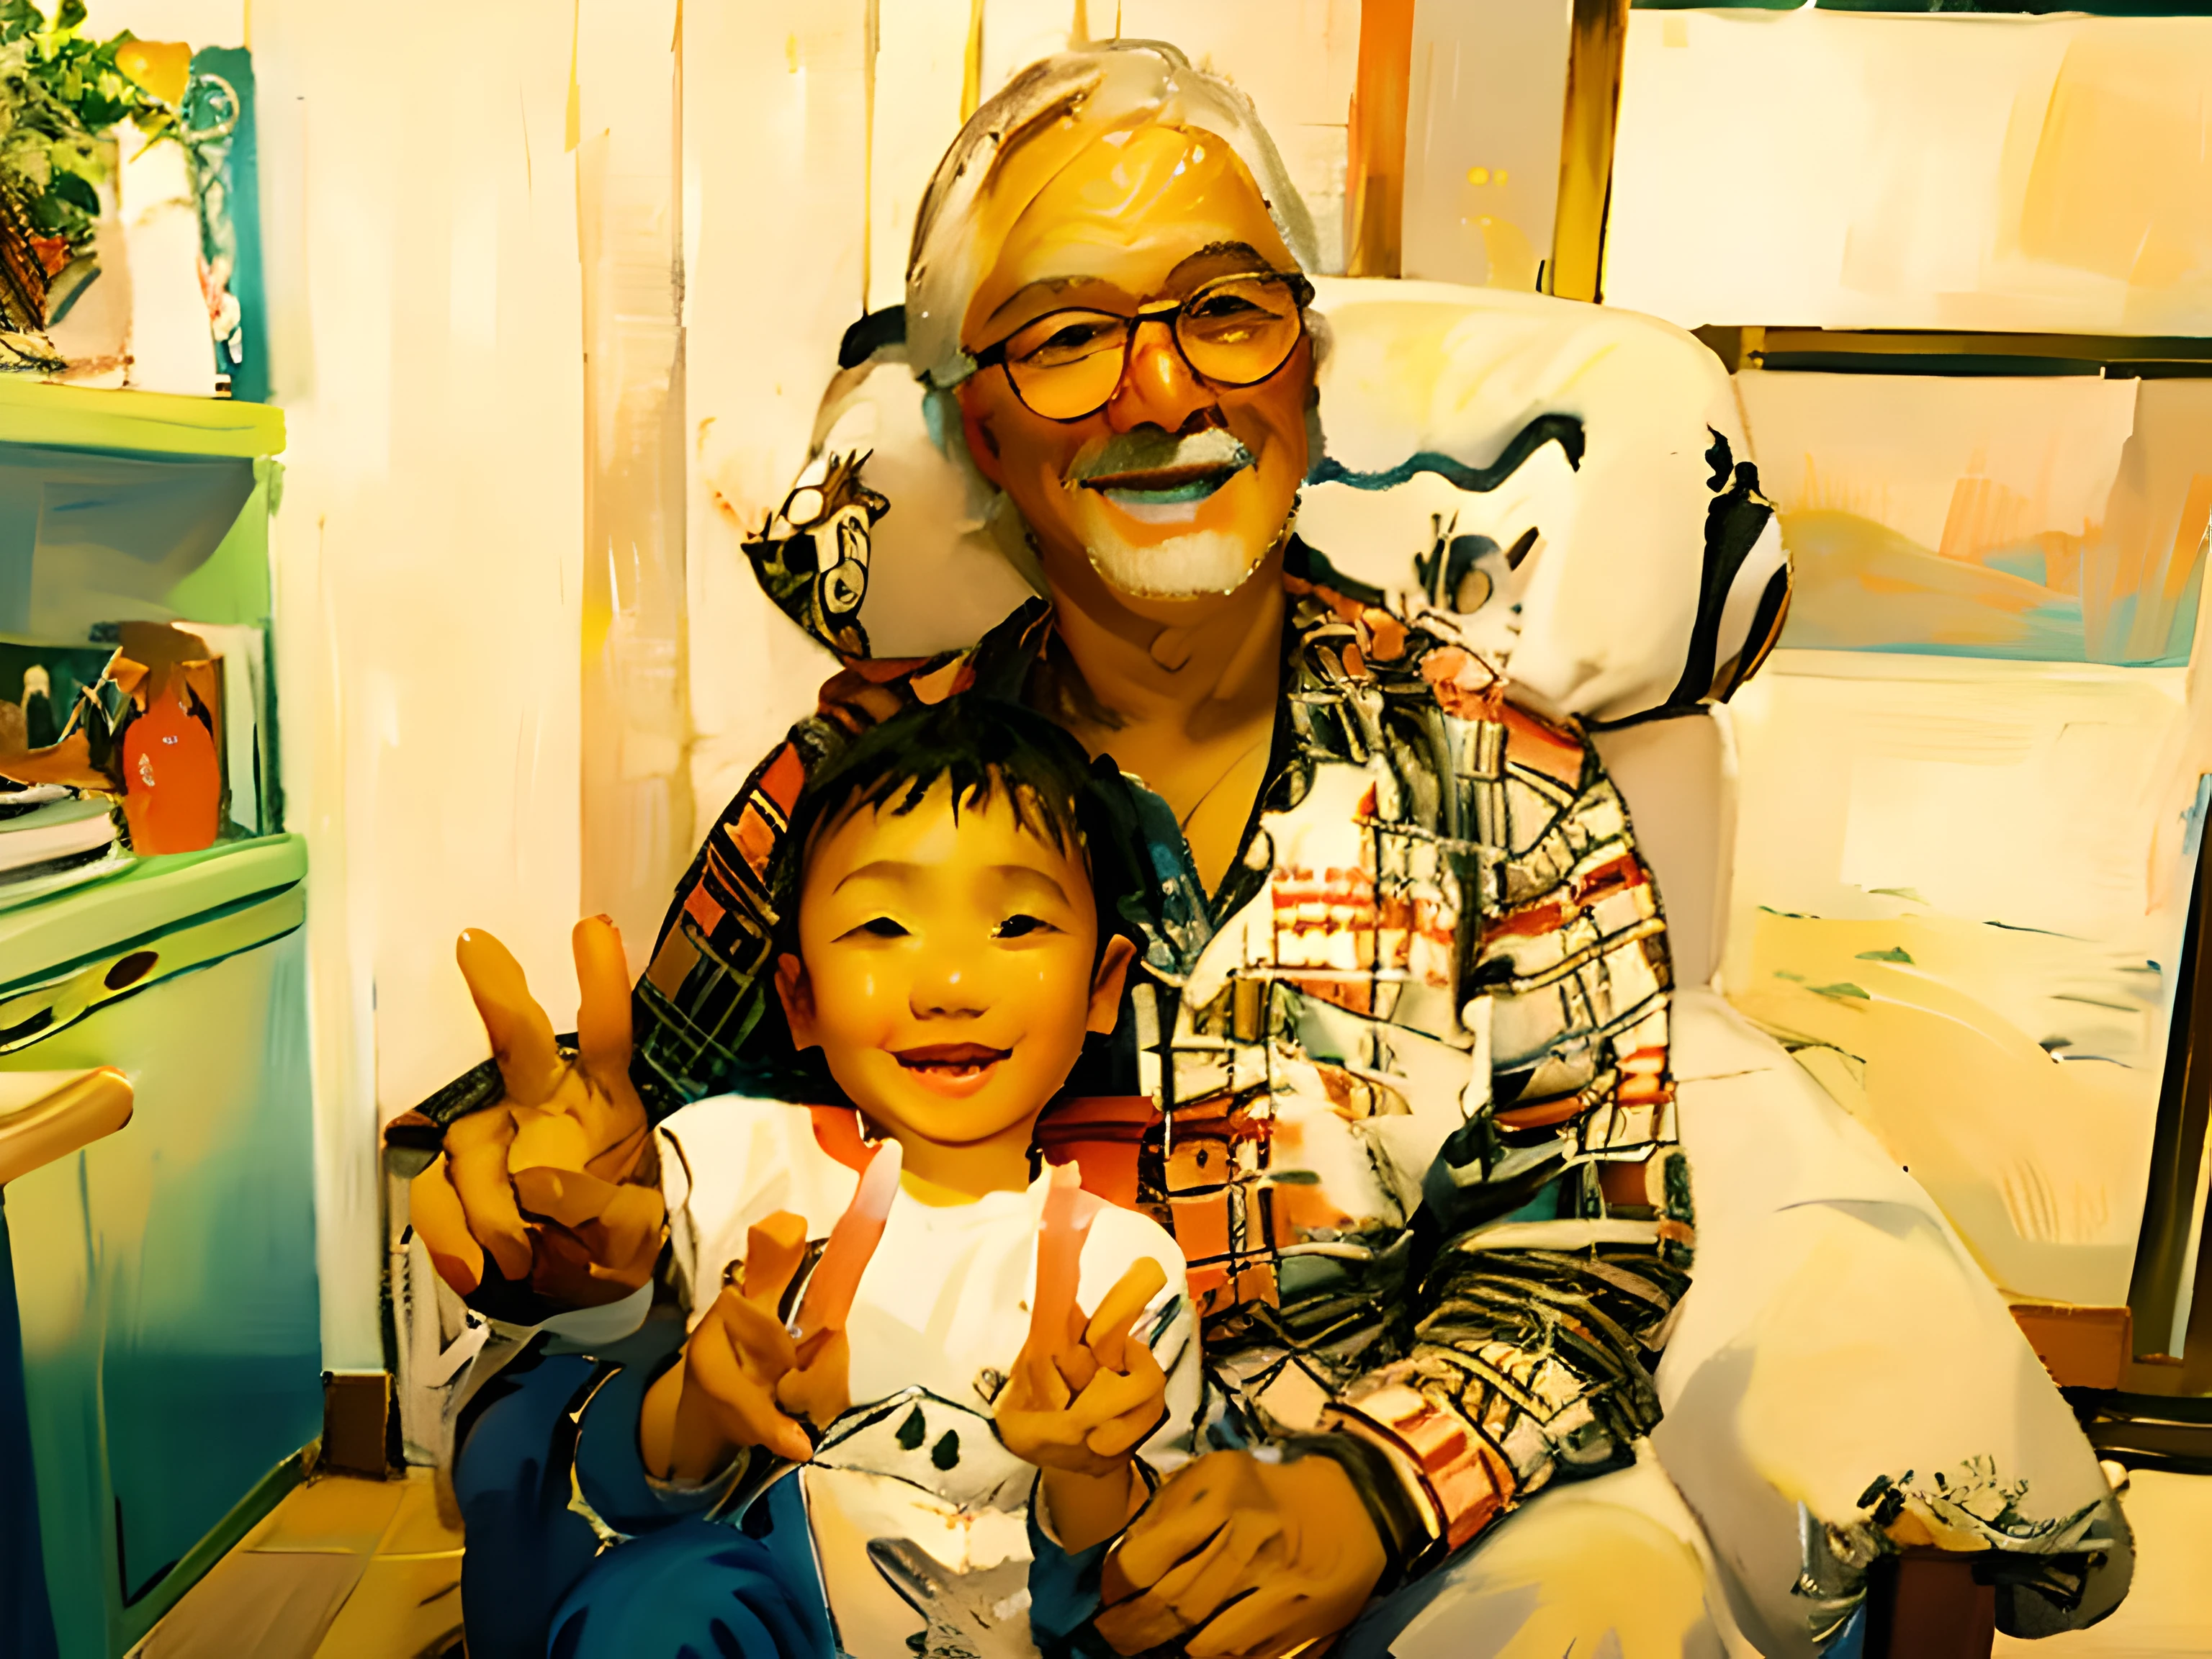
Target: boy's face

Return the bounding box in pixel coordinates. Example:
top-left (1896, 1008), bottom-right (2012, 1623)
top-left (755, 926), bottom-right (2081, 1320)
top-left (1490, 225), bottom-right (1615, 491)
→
top-left (774, 778), bottom-right (1136, 1154)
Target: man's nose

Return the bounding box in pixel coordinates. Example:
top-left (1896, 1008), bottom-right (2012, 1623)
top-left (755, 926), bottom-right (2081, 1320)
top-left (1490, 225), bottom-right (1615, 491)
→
top-left (1105, 317), bottom-right (1215, 434)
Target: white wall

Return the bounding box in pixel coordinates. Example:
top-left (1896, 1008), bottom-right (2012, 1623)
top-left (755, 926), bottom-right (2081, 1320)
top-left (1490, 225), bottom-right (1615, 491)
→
top-left (254, 0), bottom-right (588, 1372)
top-left (1608, 8), bottom-right (2212, 334)
top-left (84, 0), bottom-right (590, 1372)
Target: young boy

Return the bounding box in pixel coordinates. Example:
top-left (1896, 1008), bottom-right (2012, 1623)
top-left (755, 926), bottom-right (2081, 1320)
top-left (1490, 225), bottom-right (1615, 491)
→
top-left (530, 696), bottom-right (1193, 1659)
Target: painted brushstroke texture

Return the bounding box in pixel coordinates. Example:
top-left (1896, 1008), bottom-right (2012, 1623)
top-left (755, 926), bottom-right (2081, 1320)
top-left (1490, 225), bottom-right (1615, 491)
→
top-left (1398, 1), bottom-right (1568, 292)
top-left (1609, 9), bottom-right (2212, 336)
top-left (1725, 656), bottom-right (2193, 1306)
top-left (1727, 367), bottom-right (2212, 1313)
top-left (243, 0), bottom-right (590, 1373)
top-left (575, 0), bottom-right (693, 979)
top-left (1743, 373), bottom-right (2208, 666)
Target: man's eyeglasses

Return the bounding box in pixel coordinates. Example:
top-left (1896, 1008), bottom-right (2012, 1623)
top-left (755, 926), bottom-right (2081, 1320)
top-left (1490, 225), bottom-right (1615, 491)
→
top-left (971, 269), bottom-right (1314, 423)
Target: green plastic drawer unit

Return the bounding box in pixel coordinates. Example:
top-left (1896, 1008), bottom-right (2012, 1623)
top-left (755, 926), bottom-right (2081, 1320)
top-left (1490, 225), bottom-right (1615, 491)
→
top-left (1, 836), bottom-right (319, 1657)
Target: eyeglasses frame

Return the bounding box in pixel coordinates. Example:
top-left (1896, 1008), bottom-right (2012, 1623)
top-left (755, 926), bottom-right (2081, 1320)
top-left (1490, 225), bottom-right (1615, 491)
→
top-left (968, 268), bottom-right (1317, 423)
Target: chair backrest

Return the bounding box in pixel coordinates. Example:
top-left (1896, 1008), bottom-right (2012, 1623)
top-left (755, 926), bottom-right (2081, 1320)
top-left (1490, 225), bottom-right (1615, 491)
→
top-left (786, 278), bottom-right (1779, 986)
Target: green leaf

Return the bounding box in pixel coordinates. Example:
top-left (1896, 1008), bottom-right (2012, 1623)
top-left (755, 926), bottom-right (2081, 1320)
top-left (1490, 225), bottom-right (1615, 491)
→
top-left (1810, 981), bottom-right (1871, 1002)
top-left (1854, 946), bottom-right (1914, 963)
top-left (46, 166), bottom-right (97, 212)
top-left (56, 0), bottom-right (88, 30)
top-left (26, 192), bottom-right (90, 240)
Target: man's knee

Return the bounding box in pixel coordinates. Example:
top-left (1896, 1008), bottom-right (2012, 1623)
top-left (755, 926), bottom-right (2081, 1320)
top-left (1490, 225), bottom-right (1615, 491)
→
top-left (548, 1519), bottom-right (833, 1659)
top-left (1353, 1479), bottom-right (1723, 1659)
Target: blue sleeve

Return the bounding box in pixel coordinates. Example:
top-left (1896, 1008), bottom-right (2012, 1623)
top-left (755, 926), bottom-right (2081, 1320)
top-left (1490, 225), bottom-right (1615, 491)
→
top-left (570, 1347), bottom-right (785, 1536)
top-left (1026, 1488), bottom-right (1114, 1659)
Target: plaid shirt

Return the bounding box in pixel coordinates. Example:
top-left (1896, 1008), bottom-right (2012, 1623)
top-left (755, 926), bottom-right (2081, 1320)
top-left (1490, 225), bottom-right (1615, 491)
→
top-left (622, 541), bottom-right (1696, 1582)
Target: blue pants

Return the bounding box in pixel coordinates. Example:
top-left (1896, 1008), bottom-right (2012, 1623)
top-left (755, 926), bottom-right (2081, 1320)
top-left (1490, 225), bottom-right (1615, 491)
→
top-left (547, 1509), bottom-right (835, 1659)
top-left (454, 1339), bottom-right (835, 1659)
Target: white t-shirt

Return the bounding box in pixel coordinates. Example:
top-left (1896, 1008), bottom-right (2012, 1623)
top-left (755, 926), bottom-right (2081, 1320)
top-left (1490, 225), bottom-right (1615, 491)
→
top-left (658, 1095), bottom-right (1198, 1659)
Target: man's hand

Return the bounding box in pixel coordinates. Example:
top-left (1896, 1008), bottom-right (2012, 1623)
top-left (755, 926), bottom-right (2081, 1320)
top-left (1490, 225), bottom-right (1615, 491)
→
top-left (408, 917), bottom-right (664, 1310)
top-left (1097, 1449), bottom-right (1388, 1659)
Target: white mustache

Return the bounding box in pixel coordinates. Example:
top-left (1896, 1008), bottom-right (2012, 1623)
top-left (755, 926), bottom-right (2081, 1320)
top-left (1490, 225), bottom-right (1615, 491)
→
top-left (1066, 427), bottom-right (1255, 484)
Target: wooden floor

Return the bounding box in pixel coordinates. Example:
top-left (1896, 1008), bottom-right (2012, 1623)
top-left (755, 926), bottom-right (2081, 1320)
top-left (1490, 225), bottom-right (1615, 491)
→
top-left (130, 1463), bottom-right (2209, 1658)
top-left (129, 1469), bottom-right (462, 1659)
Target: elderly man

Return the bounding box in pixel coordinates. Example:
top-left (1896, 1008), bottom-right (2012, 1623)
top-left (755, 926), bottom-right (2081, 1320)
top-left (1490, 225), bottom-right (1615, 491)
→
top-left (416, 40), bottom-right (2126, 1659)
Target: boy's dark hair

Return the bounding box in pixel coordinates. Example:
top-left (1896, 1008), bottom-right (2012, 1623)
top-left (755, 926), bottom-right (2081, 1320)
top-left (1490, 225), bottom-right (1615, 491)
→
top-left (770, 693), bottom-right (1152, 963)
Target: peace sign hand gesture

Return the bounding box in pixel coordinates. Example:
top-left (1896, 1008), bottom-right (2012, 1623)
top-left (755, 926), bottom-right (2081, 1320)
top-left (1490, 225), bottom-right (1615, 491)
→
top-left (642, 1138), bottom-right (904, 1482)
top-left (409, 916), bottom-right (665, 1310)
top-left (993, 1163), bottom-right (1172, 1551)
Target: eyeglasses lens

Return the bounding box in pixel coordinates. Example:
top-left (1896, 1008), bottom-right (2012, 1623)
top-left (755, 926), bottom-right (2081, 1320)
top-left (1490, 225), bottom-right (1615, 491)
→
top-left (1002, 274), bottom-right (1303, 421)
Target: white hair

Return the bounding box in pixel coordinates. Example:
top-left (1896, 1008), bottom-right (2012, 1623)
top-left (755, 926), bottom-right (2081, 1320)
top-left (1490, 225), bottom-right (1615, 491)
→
top-left (904, 40), bottom-right (1319, 391)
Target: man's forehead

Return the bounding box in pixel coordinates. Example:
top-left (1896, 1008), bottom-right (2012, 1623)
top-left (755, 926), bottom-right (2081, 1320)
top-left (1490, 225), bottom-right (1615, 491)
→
top-left (967, 123), bottom-right (1295, 325)
top-left (986, 240), bottom-right (1281, 313)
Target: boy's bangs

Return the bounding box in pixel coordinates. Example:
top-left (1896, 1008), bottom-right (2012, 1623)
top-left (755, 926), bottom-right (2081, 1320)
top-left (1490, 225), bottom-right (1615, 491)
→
top-left (771, 693), bottom-right (1146, 956)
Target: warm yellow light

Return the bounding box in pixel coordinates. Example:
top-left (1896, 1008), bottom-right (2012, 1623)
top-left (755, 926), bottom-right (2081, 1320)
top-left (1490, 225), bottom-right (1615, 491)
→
top-left (1466, 166), bottom-right (1489, 186)
top-left (114, 40), bottom-right (191, 108)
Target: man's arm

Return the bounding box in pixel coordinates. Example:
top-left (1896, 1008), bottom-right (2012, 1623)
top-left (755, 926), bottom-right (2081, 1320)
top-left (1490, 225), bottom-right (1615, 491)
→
top-left (626, 731), bottom-right (819, 1120)
top-left (1318, 1232), bottom-right (1691, 1581)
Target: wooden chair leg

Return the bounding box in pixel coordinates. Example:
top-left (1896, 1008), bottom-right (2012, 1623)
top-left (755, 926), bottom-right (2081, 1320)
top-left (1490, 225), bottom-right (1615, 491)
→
top-left (1865, 1549), bottom-right (1996, 1659)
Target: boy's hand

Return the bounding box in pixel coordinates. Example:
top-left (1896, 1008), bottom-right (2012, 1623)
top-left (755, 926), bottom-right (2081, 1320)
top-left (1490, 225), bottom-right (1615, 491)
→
top-left (996, 1163), bottom-right (1171, 1478)
top-left (644, 1141), bottom-right (902, 1480)
top-left (675, 1212), bottom-right (850, 1467)
top-left (996, 1254), bottom-right (1171, 1476)
top-left (409, 917), bottom-right (664, 1309)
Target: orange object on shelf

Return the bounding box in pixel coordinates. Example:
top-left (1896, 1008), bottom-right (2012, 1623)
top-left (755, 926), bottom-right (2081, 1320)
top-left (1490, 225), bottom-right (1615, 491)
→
top-left (120, 665), bottom-right (221, 855)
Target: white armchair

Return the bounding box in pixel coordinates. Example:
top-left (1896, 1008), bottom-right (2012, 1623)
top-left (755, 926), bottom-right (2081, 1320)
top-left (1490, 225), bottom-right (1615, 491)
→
top-left (775, 276), bottom-right (2128, 1657)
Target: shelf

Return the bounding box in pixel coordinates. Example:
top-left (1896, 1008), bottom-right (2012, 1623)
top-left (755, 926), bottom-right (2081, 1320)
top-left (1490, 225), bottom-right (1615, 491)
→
top-left (1694, 325), bottom-right (2212, 379)
top-left (0, 833), bottom-right (306, 985)
top-left (1764, 648), bottom-right (2191, 689)
top-left (0, 379), bottom-right (284, 459)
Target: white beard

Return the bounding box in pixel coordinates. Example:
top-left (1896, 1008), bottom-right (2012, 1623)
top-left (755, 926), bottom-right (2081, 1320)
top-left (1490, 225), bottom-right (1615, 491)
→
top-left (1069, 492), bottom-right (1269, 601)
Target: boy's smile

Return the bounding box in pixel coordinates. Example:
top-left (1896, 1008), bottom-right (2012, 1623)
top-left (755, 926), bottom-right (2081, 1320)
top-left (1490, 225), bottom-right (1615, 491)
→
top-left (774, 775), bottom-right (1136, 1197)
top-left (895, 1040), bottom-right (1012, 1096)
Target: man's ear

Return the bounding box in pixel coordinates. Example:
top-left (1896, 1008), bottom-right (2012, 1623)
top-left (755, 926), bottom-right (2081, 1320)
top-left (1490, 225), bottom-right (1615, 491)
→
top-left (1085, 935), bottom-right (1139, 1035)
top-left (956, 380), bottom-right (1007, 489)
top-left (774, 953), bottom-right (819, 1048)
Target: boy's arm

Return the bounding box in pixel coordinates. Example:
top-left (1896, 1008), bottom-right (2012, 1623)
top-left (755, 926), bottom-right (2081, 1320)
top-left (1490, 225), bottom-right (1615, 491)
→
top-left (1040, 1465), bottom-right (1152, 1554)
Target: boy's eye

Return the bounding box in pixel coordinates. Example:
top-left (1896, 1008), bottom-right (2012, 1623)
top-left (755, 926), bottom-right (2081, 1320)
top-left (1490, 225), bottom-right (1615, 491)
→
top-left (852, 917), bottom-right (909, 940)
top-left (993, 913), bottom-right (1056, 940)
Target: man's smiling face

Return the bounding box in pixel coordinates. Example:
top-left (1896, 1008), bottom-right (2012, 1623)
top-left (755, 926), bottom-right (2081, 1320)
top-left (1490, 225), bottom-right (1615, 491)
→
top-left (955, 125), bottom-right (1313, 614)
